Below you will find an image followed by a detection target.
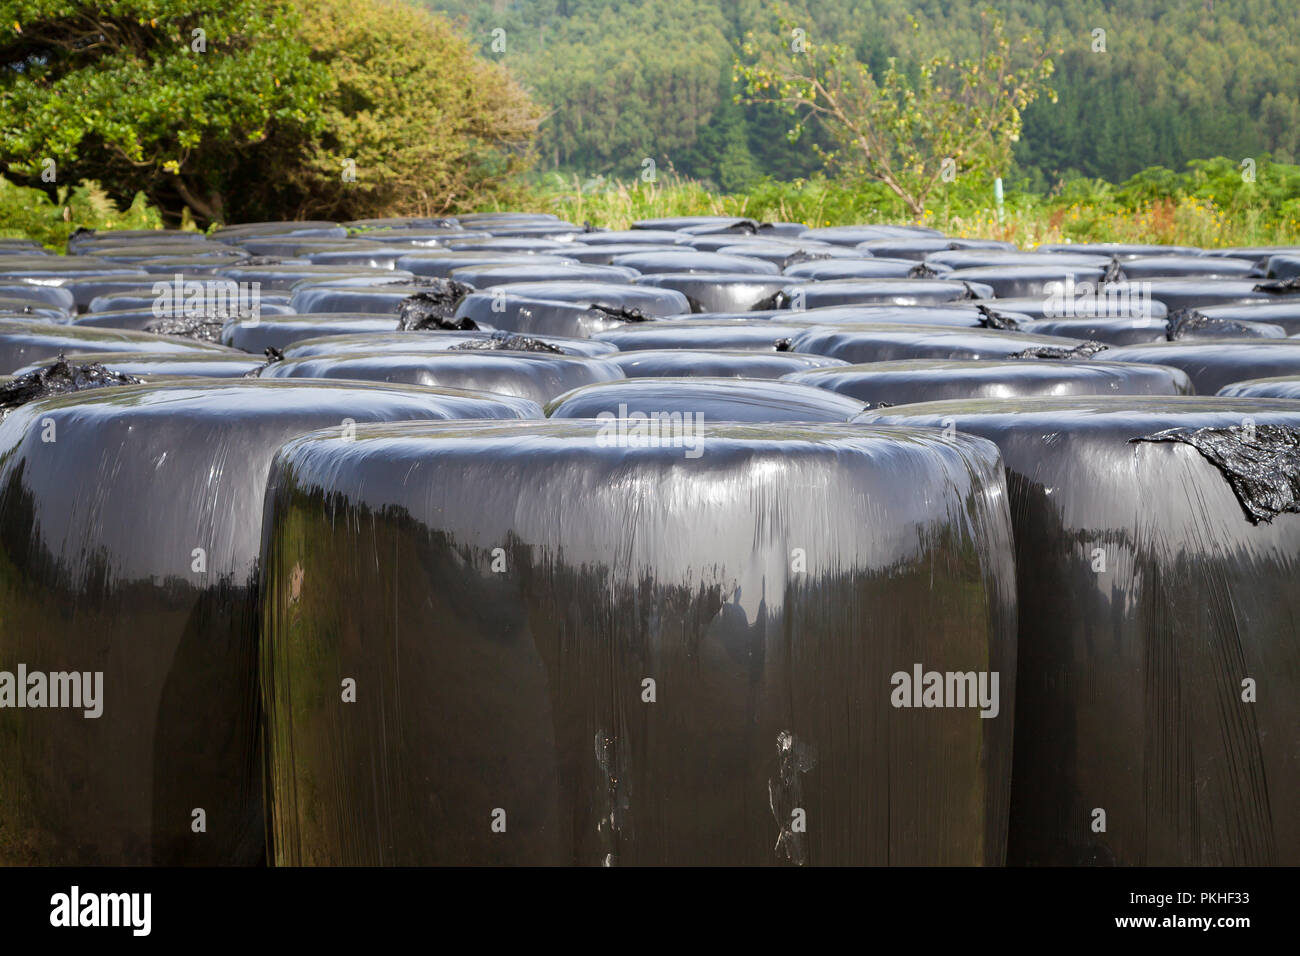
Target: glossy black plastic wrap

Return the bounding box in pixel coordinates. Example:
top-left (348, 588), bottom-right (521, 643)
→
top-left (11, 351), bottom-right (268, 380)
top-left (786, 324), bottom-right (1093, 363)
top-left (1019, 317), bottom-right (1171, 346)
top-left (783, 257), bottom-right (946, 280)
top-left (943, 265), bottom-right (1107, 298)
top-left (1193, 301), bottom-right (1300, 333)
top-left (606, 349), bottom-right (849, 379)
top-left (544, 377), bottom-right (868, 422)
top-left (1103, 340), bottom-right (1300, 393)
top-left (778, 278), bottom-right (994, 309)
top-left (262, 351), bottom-right (625, 405)
top-left (279, 330), bottom-right (616, 359)
top-left (784, 359), bottom-right (1193, 407)
top-left (396, 253), bottom-right (577, 278)
top-left (0, 320), bottom-right (237, 373)
top-left (454, 293), bottom-right (644, 338)
top-left (221, 314), bottom-right (399, 352)
top-left (974, 295), bottom-right (1167, 322)
top-left (608, 251), bottom-right (780, 275)
top-left (0, 379), bottom-right (541, 865)
top-left (215, 265), bottom-right (411, 292)
top-left (472, 281), bottom-right (690, 318)
top-left (592, 320), bottom-right (815, 352)
top-left (633, 273), bottom-right (799, 313)
top-left (858, 396), bottom-right (1300, 865)
top-left (449, 263), bottom-right (639, 288)
top-left (259, 418), bottom-right (1017, 865)
top-left (1216, 375), bottom-right (1300, 399)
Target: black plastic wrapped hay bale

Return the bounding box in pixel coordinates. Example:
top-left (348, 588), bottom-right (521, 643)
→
top-left (260, 418), bottom-right (1016, 865)
top-left (593, 320), bottom-right (818, 352)
top-left (783, 257), bottom-right (947, 280)
top-left (0, 379), bottom-right (540, 866)
top-left (449, 263), bottom-right (639, 289)
top-left (472, 281), bottom-right (690, 319)
top-left (0, 320), bottom-right (238, 374)
top-left (785, 324), bottom-right (1098, 363)
top-left (606, 349), bottom-right (848, 380)
top-left (221, 313), bottom-right (400, 352)
top-left (943, 265), bottom-right (1107, 298)
top-left (858, 396), bottom-right (1300, 865)
top-left (396, 252), bottom-right (577, 278)
top-left (1217, 375), bottom-right (1300, 399)
top-left (262, 351), bottom-right (625, 405)
top-left (607, 251), bottom-right (779, 276)
top-left (1103, 340), bottom-right (1300, 393)
top-left (1018, 317), bottom-right (1171, 346)
top-left (11, 351), bottom-right (268, 380)
top-left (633, 273), bottom-right (798, 313)
top-left (1113, 255), bottom-right (1261, 280)
top-left (453, 293), bottom-right (646, 339)
top-left (784, 359), bottom-right (1193, 408)
top-left (279, 330), bottom-right (616, 359)
top-left (545, 377), bottom-right (868, 422)
top-left (777, 278), bottom-right (994, 309)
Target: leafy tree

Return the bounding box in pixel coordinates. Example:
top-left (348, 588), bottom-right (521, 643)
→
top-left (737, 9), bottom-right (1056, 216)
top-left (285, 0), bottom-right (542, 219)
top-left (0, 1), bottom-right (329, 222)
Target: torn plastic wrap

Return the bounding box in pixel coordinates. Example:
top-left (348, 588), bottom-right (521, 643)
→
top-left (943, 266), bottom-right (1107, 298)
top-left (261, 351), bottom-right (625, 405)
top-left (0, 356), bottom-right (140, 414)
top-left (544, 377), bottom-right (868, 422)
top-left (0, 320), bottom-right (238, 373)
top-left (785, 324), bottom-right (1093, 363)
top-left (1103, 340), bottom-right (1300, 393)
top-left (11, 351), bottom-right (268, 380)
top-left (777, 278), bottom-right (993, 309)
top-left (454, 293), bottom-right (646, 338)
top-left (784, 359), bottom-right (1193, 408)
top-left (1021, 317), bottom-right (1173, 346)
top-left (1189, 301), bottom-right (1300, 335)
top-left (472, 281), bottom-right (690, 318)
top-left (289, 281), bottom-right (470, 315)
top-left (0, 379), bottom-right (540, 865)
top-left (1163, 310), bottom-right (1286, 340)
top-left (633, 273), bottom-right (801, 313)
top-left (606, 349), bottom-right (849, 379)
top-left (1111, 278), bottom-right (1286, 313)
top-left (973, 295), bottom-right (1167, 323)
top-left (783, 258), bottom-right (945, 280)
top-left (857, 396), bottom-right (1300, 865)
top-left (260, 418), bottom-right (1016, 865)
top-left (279, 330), bottom-right (616, 359)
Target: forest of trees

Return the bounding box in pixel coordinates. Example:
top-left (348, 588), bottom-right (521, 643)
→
top-left (423, 0), bottom-right (1300, 191)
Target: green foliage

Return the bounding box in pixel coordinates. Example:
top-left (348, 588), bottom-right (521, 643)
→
top-left (735, 6), bottom-right (1055, 215)
top-left (0, 1), bottom-right (330, 222)
top-left (525, 157), bottom-right (1300, 249)
top-left (0, 0), bottom-right (542, 224)
top-left (424, 0), bottom-right (1300, 187)
top-left (0, 175), bottom-right (164, 249)
top-left (285, 0), bottom-right (542, 219)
